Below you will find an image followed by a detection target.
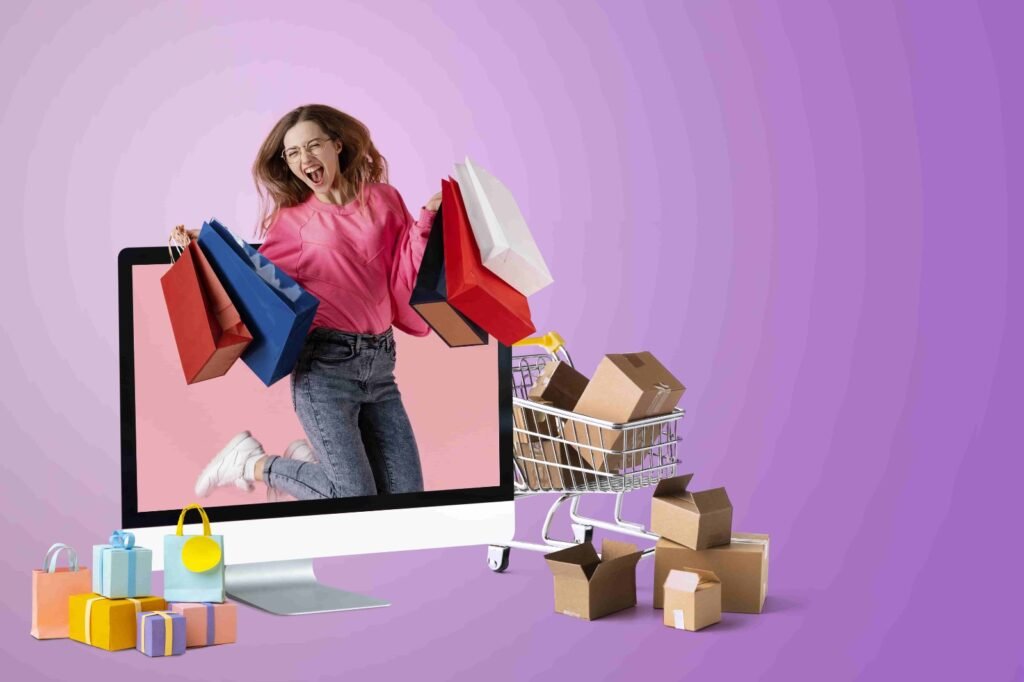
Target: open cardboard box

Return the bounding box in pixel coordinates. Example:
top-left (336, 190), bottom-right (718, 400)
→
top-left (545, 540), bottom-right (642, 620)
top-left (650, 473), bottom-right (733, 549)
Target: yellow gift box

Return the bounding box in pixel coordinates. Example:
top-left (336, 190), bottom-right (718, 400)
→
top-left (68, 593), bottom-right (166, 651)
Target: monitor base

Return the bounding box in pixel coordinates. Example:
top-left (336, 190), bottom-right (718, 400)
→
top-left (225, 559), bottom-right (389, 615)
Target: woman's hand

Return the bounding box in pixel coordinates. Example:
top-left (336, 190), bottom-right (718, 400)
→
top-left (423, 191), bottom-right (442, 212)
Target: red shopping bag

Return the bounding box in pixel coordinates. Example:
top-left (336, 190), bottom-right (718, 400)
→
top-left (442, 178), bottom-right (535, 346)
top-left (161, 237), bottom-right (252, 384)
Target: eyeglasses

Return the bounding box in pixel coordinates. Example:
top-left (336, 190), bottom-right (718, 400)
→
top-left (281, 137), bottom-right (334, 164)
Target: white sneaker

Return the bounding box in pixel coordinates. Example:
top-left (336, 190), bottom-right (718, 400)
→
top-left (267, 439), bottom-right (317, 502)
top-left (195, 431), bottom-right (265, 498)
top-left (283, 439), bottom-right (316, 463)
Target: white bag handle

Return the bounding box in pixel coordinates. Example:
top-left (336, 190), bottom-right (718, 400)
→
top-left (42, 543), bottom-right (80, 573)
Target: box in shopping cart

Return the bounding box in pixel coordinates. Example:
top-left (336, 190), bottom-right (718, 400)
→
top-left (574, 352), bottom-right (685, 423)
top-left (545, 540), bottom-right (641, 620)
top-left (513, 399), bottom-right (560, 445)
top-left (650, 474), bottom-right (733, 549)
top-left (561, 417), bottom-right (658, 473)
top-left (527, 361), bottom-right (588, 410)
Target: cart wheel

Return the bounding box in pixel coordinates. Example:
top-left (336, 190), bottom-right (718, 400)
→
top-left (487, 545), bottom-right (510, 573)
top-left (572, 524), bottom-right (594, 544)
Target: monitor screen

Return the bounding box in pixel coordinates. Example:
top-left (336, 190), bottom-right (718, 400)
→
top-left (119, 249), bottom-right (511, 528)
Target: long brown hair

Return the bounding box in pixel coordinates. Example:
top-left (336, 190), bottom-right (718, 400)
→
top-left (252, 104), bottom-right (388, 237)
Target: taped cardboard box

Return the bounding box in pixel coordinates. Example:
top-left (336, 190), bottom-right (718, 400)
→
top-left (527, 361), bottom-right (589, 411)
top-left (545, 540), bottom-right (642, 620)
top-left (663, 568), bottom-right (722, 631)
top-left (653, 533), bottom-right (769, 614)
top-left (573, 352), bottom-right (685, 423)
top-left (650, 474), bottom-right (733, 549)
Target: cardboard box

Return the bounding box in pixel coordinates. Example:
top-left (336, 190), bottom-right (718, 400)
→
top-left (513, 399), bottom-right (560, 445)
top-left (545, 540), bottom-right (642, 620)
top-left (653, 533), bottom-right (769, 614)
top-left (168, 602), bottom-right (237, 647)
top-left (69, 593), bottom-right (166, 651)
top-left (650, 474), bottom-right (733, 549)
top-left (516, 439), bottom-right (598, 490)
top-left (561, 417), bottom-right (656, 473)
top-left (527, 361), bottom-right (589, 411)
top-left (573, 352), bottom-right (685, 423)
top-left (663, 568), bottom-right (722, 631)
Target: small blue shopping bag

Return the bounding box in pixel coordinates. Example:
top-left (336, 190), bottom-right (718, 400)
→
top-left (164, 504), bottom-right (225, 604)
top-left (197, 219), bottom-right (318, 386)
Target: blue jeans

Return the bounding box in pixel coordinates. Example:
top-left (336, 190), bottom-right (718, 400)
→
top-left (264, 327), bottom-right (424, 499)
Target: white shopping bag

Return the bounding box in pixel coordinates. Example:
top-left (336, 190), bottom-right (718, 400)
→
top-left (454, 157), bottom-right (554, 297)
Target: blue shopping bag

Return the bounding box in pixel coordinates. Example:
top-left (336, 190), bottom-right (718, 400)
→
top-left (198, 219), bottom-right (318, 386)
top-left (164, 505), bottom-right (225, 604)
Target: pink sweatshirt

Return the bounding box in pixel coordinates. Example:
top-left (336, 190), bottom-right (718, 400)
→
top-left (258, 183), bottom-right (436, 337)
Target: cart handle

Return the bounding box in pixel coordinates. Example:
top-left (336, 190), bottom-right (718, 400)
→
top-left (513, 331), bottom-right (566, 355)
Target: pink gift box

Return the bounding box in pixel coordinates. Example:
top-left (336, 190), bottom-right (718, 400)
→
top-left (167, 601), bottom-right (237, 647)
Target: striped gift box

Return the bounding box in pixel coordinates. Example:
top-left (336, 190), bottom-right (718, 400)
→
top-left (168, 601), bottom-right (237, 647)
top-left (136, 611), bottom-right (186, 657)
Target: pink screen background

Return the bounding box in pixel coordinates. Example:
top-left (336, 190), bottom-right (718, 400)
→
top-left (132, 264), bottom-right (500, 511)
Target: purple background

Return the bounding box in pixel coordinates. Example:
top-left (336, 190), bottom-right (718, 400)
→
top-left (2, 1), bottom-right (1021, 679)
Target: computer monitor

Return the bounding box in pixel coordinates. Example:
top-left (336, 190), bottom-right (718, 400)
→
top-left (118, 247), bottom-right (515, 614)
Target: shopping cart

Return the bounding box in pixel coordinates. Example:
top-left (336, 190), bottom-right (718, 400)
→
top-left (486, 332), bottom-right (685, 572)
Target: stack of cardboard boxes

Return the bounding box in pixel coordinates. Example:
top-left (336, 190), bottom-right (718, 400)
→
top-left (651, 473), bottom-right (769, 628)
top-left (513, 352), bottom-right (685, 489)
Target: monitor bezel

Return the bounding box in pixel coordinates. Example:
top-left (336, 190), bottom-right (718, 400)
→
top-left (119, 246), bottom-right (514, 529)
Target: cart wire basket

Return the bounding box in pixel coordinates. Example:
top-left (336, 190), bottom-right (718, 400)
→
top-left (487, 332), bottom-right (685, 572)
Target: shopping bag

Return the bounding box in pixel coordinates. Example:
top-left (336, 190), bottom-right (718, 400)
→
top-left (197, 219), bottom-right (319, 386)
top-left (31, 543), bottom-right (92, 639)
top-left (164, 504), bottom-right (225, 603)
top-left (453, 157), bottom-right (553, 297)
top-left (161, 235), bottom-right (253, 384)
top-left (442, 178), bottom-right (535, 346)
top-left (92, 530), bottom-right (153, 599)
top-left (410, 205), bottom-right (488, 347)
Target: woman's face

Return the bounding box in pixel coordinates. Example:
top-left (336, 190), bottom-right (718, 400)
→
top-left (281, 120), bottom-right (343, 193)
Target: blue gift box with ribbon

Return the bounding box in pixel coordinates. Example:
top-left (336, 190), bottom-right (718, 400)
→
top-left (92, 530), bottom-right (153, 599)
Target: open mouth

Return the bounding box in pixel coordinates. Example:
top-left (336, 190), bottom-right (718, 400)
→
top-left (304, 164), bottom-right (325, 186)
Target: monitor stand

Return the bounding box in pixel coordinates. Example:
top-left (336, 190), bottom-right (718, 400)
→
top-left (225, 559), bottom-right (389, 616)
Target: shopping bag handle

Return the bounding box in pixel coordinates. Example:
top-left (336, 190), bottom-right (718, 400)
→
top-left (167, 225), bottom-right (195, 264)
top-left (42, 543), bottom-right (79, 573)
top-left (513, 331), bottom-right (566, 355)
top-left (176, 504), bottom-right (212, 537)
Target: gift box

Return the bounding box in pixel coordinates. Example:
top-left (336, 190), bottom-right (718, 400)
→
top-left (653, 533), bottom-right (769, 614)
top-left (453, 157), bottom-right (554, 297)
top-left (544, 541), bottom-right (641, 620)
top-left (165, 505), bottom-right (225, 603)
top-left (31, 543), bottom-right (92, 639)
top-left (650, 474), bottom-right (733, 550)
top-left (441, 178), bottom-right (535, 346)
top-left (663, 568), bottom-right (722, 631)
top-left (198, 219), bottom-right (319, 386)
top-left (409, 205), bottom-right (488, 347)
top-left (136, 611), bottom-right (187, 657)
top-left (68, 594), bottom-right (165, 651)
top-left (169, 602), bottom-right (237, 647)
top-left (92, 530), bottom-right (153, 599)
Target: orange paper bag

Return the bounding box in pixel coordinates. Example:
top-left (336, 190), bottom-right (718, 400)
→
top-left (161, 238), bottom-right (253, 384)
top-left (31, 543), bottom-right (92, 639)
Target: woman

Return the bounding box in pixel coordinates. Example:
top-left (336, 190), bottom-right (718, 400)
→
top-left (194, 104), bottom-right (441, 500)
